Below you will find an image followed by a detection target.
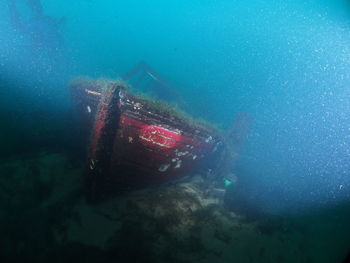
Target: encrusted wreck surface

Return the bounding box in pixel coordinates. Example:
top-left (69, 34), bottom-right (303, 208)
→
top-left (70, 78), bottom-right (224, 201)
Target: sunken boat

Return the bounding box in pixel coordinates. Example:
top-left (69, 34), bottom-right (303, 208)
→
top-left (70, 63), bottom-right (251, 202)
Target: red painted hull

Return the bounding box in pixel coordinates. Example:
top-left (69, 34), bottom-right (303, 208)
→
top-left (70, 78), bottom-right (222, 201)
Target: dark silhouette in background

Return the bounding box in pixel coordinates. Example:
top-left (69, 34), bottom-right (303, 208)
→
top-left (7, 0), bottom-right (66, 73)
top-left (1, 1), bottom-right (74, 159)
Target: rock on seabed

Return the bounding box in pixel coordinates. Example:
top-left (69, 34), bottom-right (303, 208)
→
top-left (0, 152), bottom-right (309, 263)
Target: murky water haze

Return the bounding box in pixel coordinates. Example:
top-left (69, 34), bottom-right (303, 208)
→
top-left (1, 0), bottom-right (350, 261)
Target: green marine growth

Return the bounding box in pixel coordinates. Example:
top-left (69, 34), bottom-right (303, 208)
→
top-left (70, 77), bottom-right (239, 181)
top-left (70, 77), bottom-right (221, 132)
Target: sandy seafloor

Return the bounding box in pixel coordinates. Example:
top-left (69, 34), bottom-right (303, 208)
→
top-left (0, 151), bottom-right (349, 263)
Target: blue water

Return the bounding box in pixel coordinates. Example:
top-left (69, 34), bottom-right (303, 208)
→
top-left (1, 0), bottom-right (350, 262)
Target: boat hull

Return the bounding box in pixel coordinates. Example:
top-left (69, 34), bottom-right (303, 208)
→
top-left (70, 78), bottom-right (222, 201)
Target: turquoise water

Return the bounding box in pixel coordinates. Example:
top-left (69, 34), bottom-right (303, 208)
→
top-left (1, 0), bottom-right (350, 262)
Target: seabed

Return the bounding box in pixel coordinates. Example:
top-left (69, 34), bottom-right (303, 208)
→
top-left (0, 151), bottom-right (348, 263)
